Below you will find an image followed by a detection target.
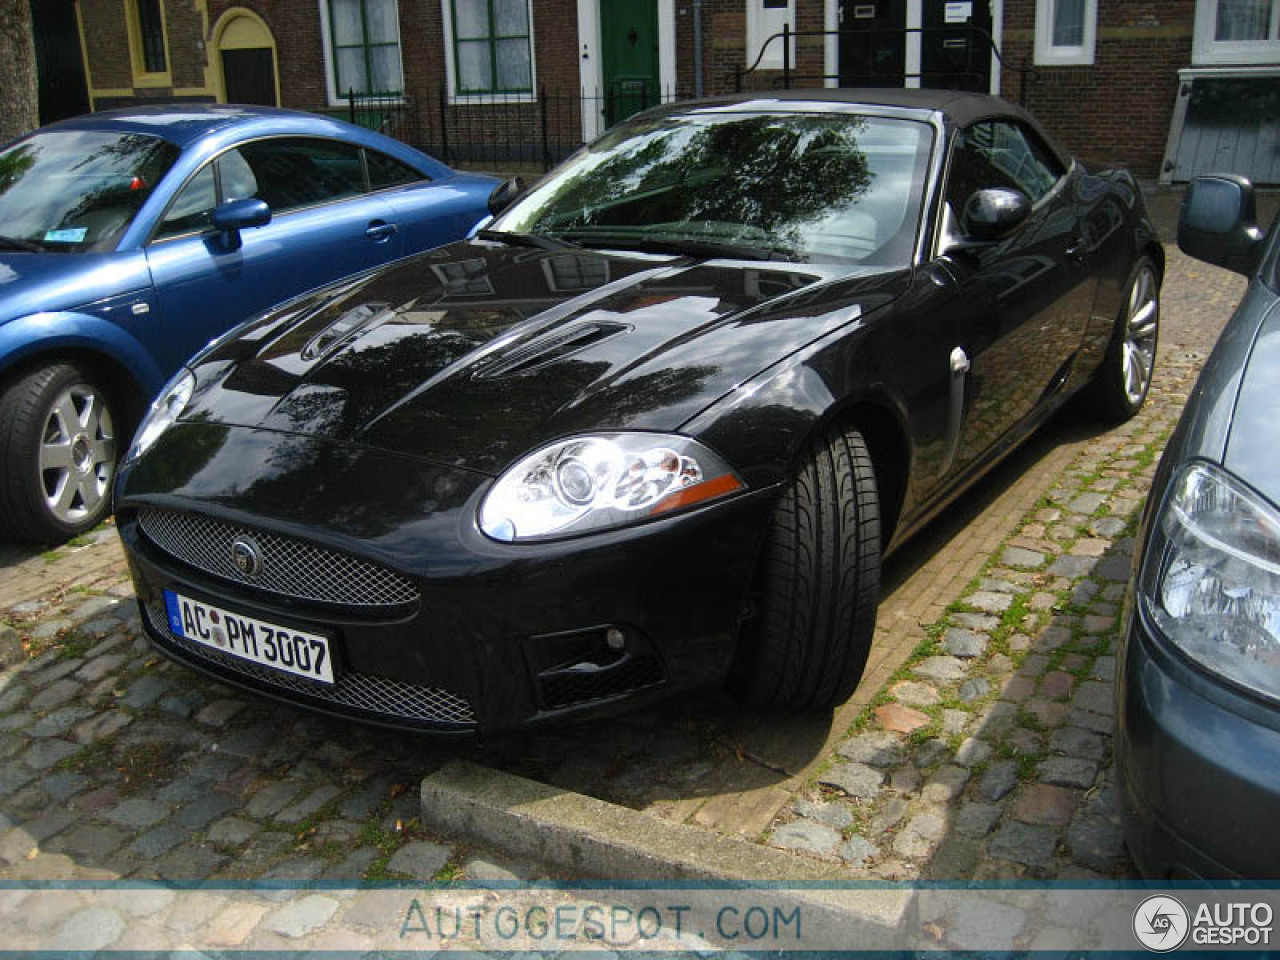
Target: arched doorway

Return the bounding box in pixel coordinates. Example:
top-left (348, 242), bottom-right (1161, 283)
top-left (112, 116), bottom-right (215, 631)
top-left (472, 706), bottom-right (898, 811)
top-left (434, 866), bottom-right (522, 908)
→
top-left (213, 9), bottom-right (279, 107)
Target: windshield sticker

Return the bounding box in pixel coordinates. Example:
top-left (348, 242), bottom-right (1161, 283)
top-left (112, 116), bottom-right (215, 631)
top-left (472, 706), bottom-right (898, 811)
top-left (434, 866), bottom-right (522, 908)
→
top-left (44, 227), bottom-right (88, 243)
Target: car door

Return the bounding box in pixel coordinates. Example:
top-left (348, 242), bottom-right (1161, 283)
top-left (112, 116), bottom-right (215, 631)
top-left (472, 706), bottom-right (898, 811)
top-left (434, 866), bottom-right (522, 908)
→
top-left (144, 136), bottom-right (404, 370)
top-left (935, 119), bottom-right (1096, 474)
top-left (363, 147), bottom-right (487, 257)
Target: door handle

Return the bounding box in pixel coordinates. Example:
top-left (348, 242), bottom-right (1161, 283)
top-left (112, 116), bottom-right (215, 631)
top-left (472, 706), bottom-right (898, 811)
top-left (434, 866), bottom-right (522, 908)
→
top-left (1066, 236), bottom-right (1089, 261)
top-left (366, 221), bottom-right (398, 242)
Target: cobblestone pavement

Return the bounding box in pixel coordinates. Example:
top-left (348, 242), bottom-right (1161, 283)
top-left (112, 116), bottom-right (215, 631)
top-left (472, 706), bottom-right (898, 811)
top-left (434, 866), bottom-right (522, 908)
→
top-left (0, 195), bottom-right (1260, 946)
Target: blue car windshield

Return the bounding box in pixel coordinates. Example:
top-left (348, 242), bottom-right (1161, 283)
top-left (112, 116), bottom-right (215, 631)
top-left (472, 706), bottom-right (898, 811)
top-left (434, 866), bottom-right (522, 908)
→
top-left (0, 130), bottom-right (180, 253)
top-left (496, 111), bottom-right (935, 266)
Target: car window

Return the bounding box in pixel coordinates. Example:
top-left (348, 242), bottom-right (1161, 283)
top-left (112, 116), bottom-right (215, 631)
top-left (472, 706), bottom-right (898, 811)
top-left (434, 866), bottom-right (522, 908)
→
top-left (366, 149), bottom-right (426, 190)
top-left (156, 163), bottom-right (217, 240)
top-left (236, 138), bottom-right (365, 214)
top-left (0, 129), bottom-right (178, 252)
top-left (946, 120), bottom-right (1065, 225)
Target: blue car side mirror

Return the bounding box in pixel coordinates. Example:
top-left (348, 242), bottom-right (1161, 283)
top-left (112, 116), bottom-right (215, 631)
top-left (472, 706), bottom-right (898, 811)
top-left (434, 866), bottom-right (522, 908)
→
top-left (212, 198), bottom-right (271, 249)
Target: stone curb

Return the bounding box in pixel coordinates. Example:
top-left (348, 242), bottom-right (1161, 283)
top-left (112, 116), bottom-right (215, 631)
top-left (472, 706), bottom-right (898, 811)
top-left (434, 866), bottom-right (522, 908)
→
top-left (420, 759), bottom-right (915, 941)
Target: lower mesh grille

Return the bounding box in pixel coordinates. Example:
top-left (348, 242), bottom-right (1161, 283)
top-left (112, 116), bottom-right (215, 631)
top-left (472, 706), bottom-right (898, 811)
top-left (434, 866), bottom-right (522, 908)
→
top-left (540, 654), bottom-right (664, 709)
top-left (144, 604), bottom-right (475, 726)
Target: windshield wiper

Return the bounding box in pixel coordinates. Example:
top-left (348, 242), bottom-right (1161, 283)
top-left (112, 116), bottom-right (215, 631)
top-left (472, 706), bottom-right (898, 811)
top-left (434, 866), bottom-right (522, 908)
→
top-left (559, 232), bottom-right (799, 263)
top-left (0, 235), bottom-right (46, 253)
top-left (477, 229), bottom-right (578, 252)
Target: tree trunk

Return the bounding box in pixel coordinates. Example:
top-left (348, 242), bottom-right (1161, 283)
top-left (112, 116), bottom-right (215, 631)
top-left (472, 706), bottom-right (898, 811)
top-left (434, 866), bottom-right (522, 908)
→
top-left (0, 0), bottom-right (38, 142)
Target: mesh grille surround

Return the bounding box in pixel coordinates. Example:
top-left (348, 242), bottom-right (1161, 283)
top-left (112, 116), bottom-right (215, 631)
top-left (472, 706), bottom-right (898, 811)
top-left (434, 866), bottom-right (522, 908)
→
top-left (144, 604), bottom-right (474, 726)
top-left (137, 508), bottom-right (418, 608)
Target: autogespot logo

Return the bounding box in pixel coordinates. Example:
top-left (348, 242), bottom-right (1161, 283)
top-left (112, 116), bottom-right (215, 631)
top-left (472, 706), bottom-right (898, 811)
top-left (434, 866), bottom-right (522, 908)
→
top-left (1134, 895), bottom-right (1190, 952)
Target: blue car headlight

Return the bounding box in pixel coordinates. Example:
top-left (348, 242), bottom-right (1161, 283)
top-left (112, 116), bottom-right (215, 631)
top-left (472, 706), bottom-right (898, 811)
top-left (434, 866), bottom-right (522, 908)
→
top-left (123, 369), bottom-right (195, 464)
top-left (1143, 460), bottom-right (1280, 701)
top-left (479, 433), bottom-right (744, 542)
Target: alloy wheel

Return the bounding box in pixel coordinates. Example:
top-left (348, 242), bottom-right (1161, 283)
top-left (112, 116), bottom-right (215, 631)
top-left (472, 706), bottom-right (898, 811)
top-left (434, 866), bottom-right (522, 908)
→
top-left (38, 383), bottom-right (116, 526)
top-left (1122, 264), bottom-right (1159, 407)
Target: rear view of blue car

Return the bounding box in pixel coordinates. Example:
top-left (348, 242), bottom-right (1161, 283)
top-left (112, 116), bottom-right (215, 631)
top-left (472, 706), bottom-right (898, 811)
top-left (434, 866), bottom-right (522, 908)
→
top-left (0, 105), bottom-right (497, 543)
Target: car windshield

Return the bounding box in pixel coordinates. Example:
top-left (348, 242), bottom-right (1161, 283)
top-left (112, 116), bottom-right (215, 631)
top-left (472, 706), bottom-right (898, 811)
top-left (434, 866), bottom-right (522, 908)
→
top-left (0, 129), bottom-right (180, 253)
top-left (496, 110), bottom-right (934, 266)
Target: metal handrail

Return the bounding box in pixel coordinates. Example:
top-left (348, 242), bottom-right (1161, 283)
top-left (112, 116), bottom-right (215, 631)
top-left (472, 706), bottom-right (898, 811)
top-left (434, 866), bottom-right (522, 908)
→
top-left (738, 23), bottom-right (1040, 103)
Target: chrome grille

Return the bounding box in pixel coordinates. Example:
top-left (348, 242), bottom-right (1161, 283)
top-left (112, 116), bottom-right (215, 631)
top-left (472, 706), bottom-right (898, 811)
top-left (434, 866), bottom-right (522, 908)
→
top-left (137, 509), bottom-right (418, 608)
top-left (144, 604), bottom-right (474, 725)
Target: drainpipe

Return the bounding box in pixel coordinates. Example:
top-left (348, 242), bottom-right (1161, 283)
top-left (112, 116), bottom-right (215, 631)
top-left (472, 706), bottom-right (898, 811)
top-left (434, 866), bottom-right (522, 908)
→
top-left (693, 0), bottom-right (704, 98)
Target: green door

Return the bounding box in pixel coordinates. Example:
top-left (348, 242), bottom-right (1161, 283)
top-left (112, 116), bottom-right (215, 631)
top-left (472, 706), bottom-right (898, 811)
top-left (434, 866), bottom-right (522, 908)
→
top-left (601, 0), bottom-right (659, 127)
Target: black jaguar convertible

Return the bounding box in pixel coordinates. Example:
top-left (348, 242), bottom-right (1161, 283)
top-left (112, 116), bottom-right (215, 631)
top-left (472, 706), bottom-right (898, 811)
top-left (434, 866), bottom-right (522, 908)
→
top-left (115, 90), bottom-right (1162, 734)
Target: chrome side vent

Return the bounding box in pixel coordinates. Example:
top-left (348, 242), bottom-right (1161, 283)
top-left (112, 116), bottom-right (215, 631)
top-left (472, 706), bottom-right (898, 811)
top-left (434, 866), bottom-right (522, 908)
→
top-left (474, 321), bottom-right (630, 379)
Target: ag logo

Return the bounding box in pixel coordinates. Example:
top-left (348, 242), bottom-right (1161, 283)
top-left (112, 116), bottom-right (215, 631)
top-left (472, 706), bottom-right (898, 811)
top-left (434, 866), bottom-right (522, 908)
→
top-left (229, 536), bottom-right (264, 578)
top-left (1134, 895), bottom-right (1190, 952)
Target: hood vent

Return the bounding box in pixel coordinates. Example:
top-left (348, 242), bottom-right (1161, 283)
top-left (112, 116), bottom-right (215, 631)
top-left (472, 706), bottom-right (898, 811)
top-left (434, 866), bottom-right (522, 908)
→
top-left (474, 321), bottom-right (630, 379)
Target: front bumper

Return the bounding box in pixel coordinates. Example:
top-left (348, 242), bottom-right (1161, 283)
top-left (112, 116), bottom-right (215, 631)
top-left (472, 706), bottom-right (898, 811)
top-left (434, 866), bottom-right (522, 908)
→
top-left (1115, 600), bottom-right (1280, 879)
top-left (117, 424), bottom-right (775, 735)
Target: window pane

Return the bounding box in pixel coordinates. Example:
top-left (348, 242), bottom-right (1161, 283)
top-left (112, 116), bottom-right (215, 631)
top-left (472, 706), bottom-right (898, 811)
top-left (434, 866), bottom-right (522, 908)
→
top-left (496, 37), bottom-right (532, 89)
top-left (494, 0), bottom-right (529, 35)
top-left (219, 150), bottom-right (259, 202)
top-left (367, 149), bottom-right (426, 189)
top-left (238, 138), bottom-right (365, 214)
top-left (158, 163), bottom-right (215, 239)
top-left (454, 0), bottom-right (490, 40)
top-left (1215, 0), bottom-right (1271, 40)
top-left (369, 46), bottom-right (402, 93)
top-left (331, 0), bottom-right (363, 45)
top-left (1051, 0), bottom-right (1084, 47)
top-left (365, 0), bottom-right (399, 44)
top-left (136, 0), bottom-right (167, 72)
top-left (336, 46), bottom-right (367, 95)
top-left (458, 39), bottom-right (492, 90)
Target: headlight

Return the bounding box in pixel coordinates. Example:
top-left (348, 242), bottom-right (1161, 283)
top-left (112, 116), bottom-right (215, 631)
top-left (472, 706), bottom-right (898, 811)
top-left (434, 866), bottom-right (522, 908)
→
top-left (479, 433), bottom-right (745, 542)
top-left (124, 369), bottom-right (195, 463)
top-left (1144, 460), bottom-right (1280, 701)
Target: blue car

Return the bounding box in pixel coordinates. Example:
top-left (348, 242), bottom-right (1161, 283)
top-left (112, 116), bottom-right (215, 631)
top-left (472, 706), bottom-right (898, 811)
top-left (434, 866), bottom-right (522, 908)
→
top-left (0, 105), bottom-right (499, 543)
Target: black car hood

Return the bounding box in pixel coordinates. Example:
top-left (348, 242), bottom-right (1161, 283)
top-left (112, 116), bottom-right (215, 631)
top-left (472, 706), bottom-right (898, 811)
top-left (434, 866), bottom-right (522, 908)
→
top-left (188, 240), bottom-right (906, 475)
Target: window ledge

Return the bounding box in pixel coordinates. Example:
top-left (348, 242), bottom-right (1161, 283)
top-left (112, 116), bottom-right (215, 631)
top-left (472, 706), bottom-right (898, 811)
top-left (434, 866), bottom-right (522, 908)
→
top-left (446, 92), bottom-right (538, 106)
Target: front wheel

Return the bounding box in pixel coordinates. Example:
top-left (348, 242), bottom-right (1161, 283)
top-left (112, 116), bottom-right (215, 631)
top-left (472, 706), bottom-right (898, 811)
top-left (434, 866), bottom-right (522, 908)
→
top-left (1084, 255), bottom-right (1160, 421)
top-left (728, 422), bottom-right (881, 711)
top-left (0, 363), bottom-right (119, 544)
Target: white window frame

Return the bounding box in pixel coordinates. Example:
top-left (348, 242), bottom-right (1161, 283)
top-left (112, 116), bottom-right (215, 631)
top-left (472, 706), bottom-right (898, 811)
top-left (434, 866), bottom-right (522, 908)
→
top-left (317, 0), bottom-right (407, 108)
top-left (1193, 0), bottom-right (1280, 65)
top-left (1034, 0), bottom-right (1097, 66)
top-left (441, 0), bottom-right (538, 105)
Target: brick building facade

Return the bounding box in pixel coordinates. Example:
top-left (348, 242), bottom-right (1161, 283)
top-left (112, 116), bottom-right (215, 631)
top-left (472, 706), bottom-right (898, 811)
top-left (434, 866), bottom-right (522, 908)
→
top-left (64, 1), bottom-right (1280, 182)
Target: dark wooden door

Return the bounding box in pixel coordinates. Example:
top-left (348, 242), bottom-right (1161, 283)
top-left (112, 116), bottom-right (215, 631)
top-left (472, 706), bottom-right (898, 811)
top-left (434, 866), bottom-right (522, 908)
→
top-left (222, 48), bottom-right (277, 107)
top-left (920, 0), bottom-right (992, 92)
top-left (602, 0), bottom-right (659, 126)
top-left (838, 0), bottom-right (906, 87)
top-left (32, 0), bottom-right (89, 124)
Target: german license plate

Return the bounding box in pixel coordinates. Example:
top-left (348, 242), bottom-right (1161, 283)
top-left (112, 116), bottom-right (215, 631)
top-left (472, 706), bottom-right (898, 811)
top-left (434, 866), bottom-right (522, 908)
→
top-left (163, 590), bottom-right (334, 684)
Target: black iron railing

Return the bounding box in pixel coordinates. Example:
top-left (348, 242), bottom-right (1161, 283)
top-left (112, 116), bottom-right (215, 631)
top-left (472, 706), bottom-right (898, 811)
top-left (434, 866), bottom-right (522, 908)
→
top-left (348, 85), bottom-right (679, 173)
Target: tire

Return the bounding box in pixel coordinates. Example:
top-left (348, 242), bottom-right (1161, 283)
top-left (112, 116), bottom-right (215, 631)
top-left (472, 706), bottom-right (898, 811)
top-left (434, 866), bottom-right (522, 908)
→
top-left (1083, 255), bottom-right (1160, 421)
top-left (729, 421), bottom-right (881, 710)
top-left (0, 363), bottom-right (119, 544)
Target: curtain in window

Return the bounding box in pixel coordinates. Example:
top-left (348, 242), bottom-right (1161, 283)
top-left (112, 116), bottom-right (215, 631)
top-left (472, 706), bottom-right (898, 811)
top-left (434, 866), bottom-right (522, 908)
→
top-left (331, 0), bottom-right (402, 96)
top-left (1215, 0), bottom-right (1272, 40)
top-left (1052, 0), bottom-right (1085, 47)
top-left (453, 0), bottom-right (532, 93)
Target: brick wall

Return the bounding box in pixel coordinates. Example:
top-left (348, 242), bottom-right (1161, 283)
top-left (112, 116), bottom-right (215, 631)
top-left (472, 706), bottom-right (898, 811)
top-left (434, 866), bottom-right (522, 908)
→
top-left (79, 0), bottom-right (136, 91)
top-left (1000, 0), bottom-right (1193, 178)
top-left (207, 1), bottom-right (327, 108)
top-left (684, 0), bottom-right (829, 97)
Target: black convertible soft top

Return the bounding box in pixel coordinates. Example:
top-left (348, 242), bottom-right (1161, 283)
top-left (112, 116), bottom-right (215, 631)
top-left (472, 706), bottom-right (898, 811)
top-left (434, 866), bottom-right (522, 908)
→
top-left (650, 87), bottom-right (1073, 170)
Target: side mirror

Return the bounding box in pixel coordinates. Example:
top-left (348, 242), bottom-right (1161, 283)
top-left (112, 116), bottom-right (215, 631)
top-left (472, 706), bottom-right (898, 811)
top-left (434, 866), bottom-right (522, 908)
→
top-left (1178, 174), bottom-right (1265, 276)
top-left (962, 187), bottom-right (1032, 242)
top-left (212, 197), bottom-right (271, 249)
top-left (487, 177), bottom-right (525, 219)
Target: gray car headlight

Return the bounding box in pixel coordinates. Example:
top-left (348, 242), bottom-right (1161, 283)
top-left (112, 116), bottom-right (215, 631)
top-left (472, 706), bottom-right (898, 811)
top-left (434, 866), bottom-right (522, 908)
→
top-left (479, 433), bottom-right (745, 542)
top-left (124, 369), bottom-right (195, 464)
top-left (1144, 460), bottom-right (1280, 700)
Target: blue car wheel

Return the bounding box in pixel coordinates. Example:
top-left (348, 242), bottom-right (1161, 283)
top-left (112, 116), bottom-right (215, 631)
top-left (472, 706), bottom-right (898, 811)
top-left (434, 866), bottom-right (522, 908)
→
top-left (0, 362), bottom-right (119, 543)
